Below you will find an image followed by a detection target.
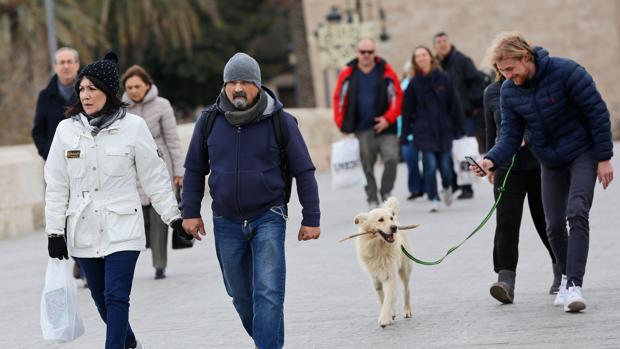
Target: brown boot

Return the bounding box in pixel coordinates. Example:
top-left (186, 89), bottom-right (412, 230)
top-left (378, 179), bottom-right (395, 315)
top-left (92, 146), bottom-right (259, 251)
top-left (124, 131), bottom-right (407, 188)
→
top-left (490, 270), bottom-right (515, 304)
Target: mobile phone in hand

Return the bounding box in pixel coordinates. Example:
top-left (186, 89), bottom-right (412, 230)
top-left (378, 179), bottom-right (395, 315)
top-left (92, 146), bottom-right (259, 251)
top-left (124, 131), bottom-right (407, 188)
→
top-left (465, 156), bottom-right (487, 176)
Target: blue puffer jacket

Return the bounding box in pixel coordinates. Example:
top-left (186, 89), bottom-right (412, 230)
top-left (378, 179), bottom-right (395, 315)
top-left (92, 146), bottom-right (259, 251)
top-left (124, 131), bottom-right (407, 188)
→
top-left (182, 88), bottom-right (320, 227)
top-left (486, 47), bottom-right (613, 169)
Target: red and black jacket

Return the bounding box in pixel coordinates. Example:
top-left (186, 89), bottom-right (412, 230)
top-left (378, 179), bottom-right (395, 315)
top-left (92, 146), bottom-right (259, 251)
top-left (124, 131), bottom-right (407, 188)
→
top-left (332, 57), bottom-right (403, 134)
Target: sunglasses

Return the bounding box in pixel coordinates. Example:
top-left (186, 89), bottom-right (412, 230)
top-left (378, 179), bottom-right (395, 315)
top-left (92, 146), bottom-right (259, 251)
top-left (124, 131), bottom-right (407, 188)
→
top-left (358, 50), bottom-right (375, 55)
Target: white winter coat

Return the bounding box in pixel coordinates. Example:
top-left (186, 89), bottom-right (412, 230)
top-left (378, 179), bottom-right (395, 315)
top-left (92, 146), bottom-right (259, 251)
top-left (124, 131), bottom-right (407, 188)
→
top-left (44, 112), bottom-right (181, 258)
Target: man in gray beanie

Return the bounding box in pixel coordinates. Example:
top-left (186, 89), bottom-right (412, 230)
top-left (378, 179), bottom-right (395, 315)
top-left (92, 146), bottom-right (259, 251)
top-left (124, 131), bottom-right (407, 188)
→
top-left (181, 52), bottom-right (321, 349)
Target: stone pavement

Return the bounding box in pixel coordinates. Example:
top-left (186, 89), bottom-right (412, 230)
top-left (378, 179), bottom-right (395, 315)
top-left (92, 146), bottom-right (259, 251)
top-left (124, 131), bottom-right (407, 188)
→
top-left (1, 151), bottom-right (620, 349)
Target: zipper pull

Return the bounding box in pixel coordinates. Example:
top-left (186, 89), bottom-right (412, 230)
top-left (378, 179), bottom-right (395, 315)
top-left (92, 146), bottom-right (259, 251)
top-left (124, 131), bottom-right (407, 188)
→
top-left (243, 220), bottom-right (252, 240)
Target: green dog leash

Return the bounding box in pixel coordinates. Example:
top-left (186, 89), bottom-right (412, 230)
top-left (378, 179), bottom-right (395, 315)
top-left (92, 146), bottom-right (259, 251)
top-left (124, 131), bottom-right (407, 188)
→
top-left (401, 155), bottom-right (516, 266)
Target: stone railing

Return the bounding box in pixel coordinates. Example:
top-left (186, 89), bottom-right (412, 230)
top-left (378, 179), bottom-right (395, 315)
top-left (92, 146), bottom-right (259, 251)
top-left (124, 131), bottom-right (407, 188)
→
top-left (0, 108), bottom-right (338, 239)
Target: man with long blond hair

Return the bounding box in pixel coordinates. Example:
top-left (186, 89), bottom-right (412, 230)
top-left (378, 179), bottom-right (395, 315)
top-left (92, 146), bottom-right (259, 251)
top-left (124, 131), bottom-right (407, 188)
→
top-left (472, 32), bottom-right (614, 313)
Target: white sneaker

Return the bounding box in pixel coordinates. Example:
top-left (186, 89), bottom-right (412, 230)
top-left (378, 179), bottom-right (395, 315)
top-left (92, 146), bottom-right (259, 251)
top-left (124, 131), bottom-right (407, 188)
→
top-left (441, 188), bottom-right (453, 207)
top-left (430, 200), bottom-right (441, 213)
top-left (553, 275), bottom-right (568, 306)
top-left (564, 284), bottom-right (586, 313)
top-left (135, 340), bottom-right (146, 349)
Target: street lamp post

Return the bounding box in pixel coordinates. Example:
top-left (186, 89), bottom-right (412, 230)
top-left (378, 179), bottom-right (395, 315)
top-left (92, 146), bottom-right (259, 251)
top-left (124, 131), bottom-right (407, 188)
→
top-left (44, 0), bottom-right (57, 75)
top-left (323, 6), bottom-right (342, 107)
top-left (315, 1), bottom-right (389, 107)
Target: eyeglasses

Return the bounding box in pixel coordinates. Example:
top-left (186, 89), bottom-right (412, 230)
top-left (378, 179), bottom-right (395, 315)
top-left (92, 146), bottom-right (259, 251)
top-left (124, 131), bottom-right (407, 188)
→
top-left (358, 50), bottom-right (375, 55)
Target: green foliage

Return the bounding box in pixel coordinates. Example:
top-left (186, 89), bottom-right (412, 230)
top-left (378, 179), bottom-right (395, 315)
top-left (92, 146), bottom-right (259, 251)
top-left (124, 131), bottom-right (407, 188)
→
top-left (137, 0), bottom-right (291, 113)
top-left (0, 0), bottom-right (293, 144)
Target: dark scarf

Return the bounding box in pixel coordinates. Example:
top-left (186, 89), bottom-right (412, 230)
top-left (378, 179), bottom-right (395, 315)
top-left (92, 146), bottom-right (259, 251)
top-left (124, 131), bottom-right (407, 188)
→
top-left (74, 107), bottom-right (127, 137)
top-left (218, 89), bottom-right (268, 126)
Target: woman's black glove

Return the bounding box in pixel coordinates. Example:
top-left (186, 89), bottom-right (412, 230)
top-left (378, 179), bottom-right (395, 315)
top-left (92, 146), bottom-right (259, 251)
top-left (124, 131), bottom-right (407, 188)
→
top-left (48, 234), bottom-right (68, 259)
top-left (171, 219), bottom-right (193, 241)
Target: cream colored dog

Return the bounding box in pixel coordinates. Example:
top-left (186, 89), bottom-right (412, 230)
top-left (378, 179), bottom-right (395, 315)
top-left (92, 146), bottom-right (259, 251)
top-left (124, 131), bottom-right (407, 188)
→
top-left (354, 197), bottom-right (412, 328)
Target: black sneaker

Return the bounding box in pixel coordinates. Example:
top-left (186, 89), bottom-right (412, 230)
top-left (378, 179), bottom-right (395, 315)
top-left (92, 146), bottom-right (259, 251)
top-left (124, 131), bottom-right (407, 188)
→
top-left (406, 192), bottom-right (423, 200)
top-left (457, 191), bottom-right (474, 199)
top-left (154, 268), bottom-right (166, 280)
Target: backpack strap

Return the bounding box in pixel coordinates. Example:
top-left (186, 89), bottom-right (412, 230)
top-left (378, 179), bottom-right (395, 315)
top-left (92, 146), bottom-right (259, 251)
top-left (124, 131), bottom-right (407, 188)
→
top-left (200, 104), bottom-right (218, 151)
top-left (272, 110), bottom-right (294, 205)
top-left (198, 104), bottom-right (218, 174)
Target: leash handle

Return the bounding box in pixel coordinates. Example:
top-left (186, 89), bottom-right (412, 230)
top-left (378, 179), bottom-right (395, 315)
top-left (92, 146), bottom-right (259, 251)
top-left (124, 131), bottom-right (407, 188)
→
top-left (401, 155), bottom-right (516, 266)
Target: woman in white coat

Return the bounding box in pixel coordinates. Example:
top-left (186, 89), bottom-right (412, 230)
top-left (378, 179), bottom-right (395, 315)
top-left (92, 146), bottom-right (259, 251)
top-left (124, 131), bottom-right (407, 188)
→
top-left (45, 52), bottom-right (188, 349)
top-left (121, 65), bottom-right (184, 279)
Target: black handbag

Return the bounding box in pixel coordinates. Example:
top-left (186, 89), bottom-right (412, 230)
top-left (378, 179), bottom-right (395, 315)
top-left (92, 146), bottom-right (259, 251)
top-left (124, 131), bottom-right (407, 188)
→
top-left (172, 186), bottom-right (194, 250)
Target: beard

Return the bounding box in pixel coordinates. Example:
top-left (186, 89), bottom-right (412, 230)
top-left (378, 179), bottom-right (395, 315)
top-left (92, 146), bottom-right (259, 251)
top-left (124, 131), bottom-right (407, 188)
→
top-left (231, 90), bottom-right (250, 110)
top-left (232, 96), bottom-right (249, 109)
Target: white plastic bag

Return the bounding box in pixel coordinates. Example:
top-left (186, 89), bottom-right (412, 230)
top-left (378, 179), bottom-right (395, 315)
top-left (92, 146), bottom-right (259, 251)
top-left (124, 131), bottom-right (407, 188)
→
top-left (452, 136), bottom-right (482, 186)
top-left (40, 258), bottom-right (85, 342)
top-left (331, 137), bottom-right (367, 190)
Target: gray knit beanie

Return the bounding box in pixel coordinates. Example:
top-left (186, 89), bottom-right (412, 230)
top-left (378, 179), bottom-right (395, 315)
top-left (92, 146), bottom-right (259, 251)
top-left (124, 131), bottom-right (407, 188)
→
top-left (223, 52), bottom-right (261, 87)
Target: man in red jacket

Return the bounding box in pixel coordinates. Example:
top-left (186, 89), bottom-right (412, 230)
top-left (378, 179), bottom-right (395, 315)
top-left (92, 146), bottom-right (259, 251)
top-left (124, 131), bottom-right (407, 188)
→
top-left (333, 38), bottom-right (403, 208)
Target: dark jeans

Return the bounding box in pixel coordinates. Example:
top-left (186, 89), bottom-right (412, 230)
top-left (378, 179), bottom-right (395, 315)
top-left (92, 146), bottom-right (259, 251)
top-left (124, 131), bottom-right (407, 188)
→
top-left (422, 150), bottom-right (452, 201)
top-left (355, 130), bottom-right (400, 203)
top-left (401, 141), bottom-right (425, 195)
top-left (493, 167), bottom-right (556, 273)
top-left (213, 206), bottom-right (287, 349)
top-left (76, 251), bottom-right (140, 349)
top-left (541, 150), bottom-right (597, 288)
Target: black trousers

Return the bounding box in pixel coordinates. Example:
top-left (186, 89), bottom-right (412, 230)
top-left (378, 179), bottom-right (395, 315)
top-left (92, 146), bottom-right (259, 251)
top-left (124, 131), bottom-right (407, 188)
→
top-left (541, 150), bottom-right (597, 287)
top-left (493, 166), bottom-right (556, 273)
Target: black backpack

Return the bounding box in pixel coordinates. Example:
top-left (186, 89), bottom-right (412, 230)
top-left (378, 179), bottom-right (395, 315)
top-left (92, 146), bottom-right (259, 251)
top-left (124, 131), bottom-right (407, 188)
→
top-left (199, 105), bottom-right (294, 204)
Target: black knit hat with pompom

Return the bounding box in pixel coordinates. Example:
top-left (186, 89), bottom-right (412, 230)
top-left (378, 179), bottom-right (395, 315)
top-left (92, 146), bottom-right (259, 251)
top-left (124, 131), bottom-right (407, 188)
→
top-left (77, 52), bottom-right (120, 96)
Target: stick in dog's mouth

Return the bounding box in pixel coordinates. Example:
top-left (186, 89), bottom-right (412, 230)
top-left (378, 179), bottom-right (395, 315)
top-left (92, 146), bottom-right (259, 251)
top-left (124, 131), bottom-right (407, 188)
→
top-left (377, 230), bottom-right (395, 243)
top-left (338, 224), bottom-right (420, 243)
top-left (397, 224), bottom-right (420, 230)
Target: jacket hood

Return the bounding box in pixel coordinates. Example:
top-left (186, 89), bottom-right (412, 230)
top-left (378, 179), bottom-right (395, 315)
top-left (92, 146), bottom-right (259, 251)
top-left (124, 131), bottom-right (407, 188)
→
top-left (215, 85), bottom-right (282, 120)
top-left (122, 84), bottom-right (159, 106)
top-left (532, 46), bottom-right (550, 82)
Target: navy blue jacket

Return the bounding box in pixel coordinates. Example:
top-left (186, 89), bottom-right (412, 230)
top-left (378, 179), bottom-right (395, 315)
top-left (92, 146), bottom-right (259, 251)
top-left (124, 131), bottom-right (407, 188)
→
top-left (401, 69), bottom-right (466, 152)
top-left (183, 88), bottom-right (320, 227)
top-left (32, 75), bottom-right (77, 160)
top-left (486, 47), bottom-right (613, 169)
top-left (484, 80), bottom-right (539, 171)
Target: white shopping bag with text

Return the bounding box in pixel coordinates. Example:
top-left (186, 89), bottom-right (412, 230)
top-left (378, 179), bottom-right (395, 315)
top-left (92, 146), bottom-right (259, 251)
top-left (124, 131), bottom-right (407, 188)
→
top-left (452, 136), bottom-right (482, 186)
top-left (331, 137), bottom-right (367, 190)
top-left (40, 258), bottom-right (85, 342)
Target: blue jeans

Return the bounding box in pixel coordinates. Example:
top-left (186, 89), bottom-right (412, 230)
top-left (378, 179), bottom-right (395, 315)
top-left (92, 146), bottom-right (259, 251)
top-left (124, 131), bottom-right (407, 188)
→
top-left (76, 251), bottom-right (140, 349)
top-left (401, 141), bottom-right (425, 195)
top-left (422, 150), bottom-right (453, 201)
top-left (213, 206), bottom-right (287, 349)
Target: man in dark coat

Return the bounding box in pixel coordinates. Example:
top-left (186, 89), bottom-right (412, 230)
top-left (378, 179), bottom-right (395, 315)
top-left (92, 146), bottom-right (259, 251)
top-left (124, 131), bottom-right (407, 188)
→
top-left (181, 52), bottom-right (320, 349)
top-left (434, 32), bottom-right (486, 199)
top-left (32, 47), bottom-right (80, 160)
top-left (474, 32), bottom-right (614, 313)
top-left (32, 47), bottom-right (81, 280)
